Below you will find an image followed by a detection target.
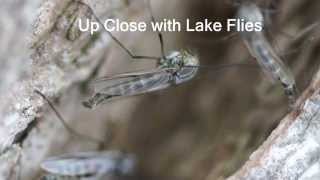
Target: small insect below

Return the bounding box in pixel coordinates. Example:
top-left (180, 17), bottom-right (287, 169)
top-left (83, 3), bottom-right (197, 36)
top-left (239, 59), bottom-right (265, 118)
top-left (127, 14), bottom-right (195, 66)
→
top-left (237, 2), bottom-right (298, 106)
top-left (40, 151), bottom-right (136, 180)
top-left (40, 174), bottom-right (82, 180)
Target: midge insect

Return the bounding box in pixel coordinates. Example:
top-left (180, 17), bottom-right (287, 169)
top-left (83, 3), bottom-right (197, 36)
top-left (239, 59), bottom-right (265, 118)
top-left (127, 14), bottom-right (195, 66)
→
top-left (40, 151), bottom-right (136, 180)
top-left (82, 51), bottom-right (200, 109)
top-left (237, 2), bottom-right (298, 106)
top-left (71, 0), bottom-right (255, 109)
top-left (77, 0), bottom-right (200, 109)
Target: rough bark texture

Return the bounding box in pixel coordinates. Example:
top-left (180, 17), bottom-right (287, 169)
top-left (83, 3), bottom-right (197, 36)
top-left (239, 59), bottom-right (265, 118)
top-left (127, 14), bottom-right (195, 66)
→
top-left (0, 0), bottom-right (319, 180)
top-left (228, 70), bottom-right (320, 180)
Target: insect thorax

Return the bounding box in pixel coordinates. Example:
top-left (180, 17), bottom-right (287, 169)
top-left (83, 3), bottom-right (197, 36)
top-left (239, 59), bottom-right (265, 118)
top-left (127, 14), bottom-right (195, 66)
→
top-left (160, 51), bottom-right (199, 68)
top-left (160, 50), bottom-right (199, 84)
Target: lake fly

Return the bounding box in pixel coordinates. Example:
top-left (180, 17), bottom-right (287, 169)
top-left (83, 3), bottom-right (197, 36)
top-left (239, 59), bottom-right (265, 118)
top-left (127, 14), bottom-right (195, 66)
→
top-left (75, 0), bottom-right (199, 109)
top-left (72, 0), bottom-right (254, 109)
top-left (237, 2), bottom-right (298, 106)
top-left (40, 151), bottom-right (136, 180)
top-left (82, 50), bottom-right (200, 109)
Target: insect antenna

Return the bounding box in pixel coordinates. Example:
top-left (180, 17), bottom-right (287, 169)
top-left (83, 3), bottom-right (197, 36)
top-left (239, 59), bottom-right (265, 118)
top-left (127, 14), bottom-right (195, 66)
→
top-left (184, 63), bottom-right (260, 85)
top-left (185, 63), bottom-right (258, 71)
top-left (146, 0), bottom-right (166, 60)
top-left (75, 0), bottom-right (160, 61)
top-left (183, 63), bottom-right (259, 83)
top-left (34, 90), bottom-right (104, 146)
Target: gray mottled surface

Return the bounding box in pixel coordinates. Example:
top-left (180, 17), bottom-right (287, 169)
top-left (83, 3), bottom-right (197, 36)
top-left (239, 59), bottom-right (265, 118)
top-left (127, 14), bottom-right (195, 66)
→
top-left (228, 71), bottom-right (320, 180)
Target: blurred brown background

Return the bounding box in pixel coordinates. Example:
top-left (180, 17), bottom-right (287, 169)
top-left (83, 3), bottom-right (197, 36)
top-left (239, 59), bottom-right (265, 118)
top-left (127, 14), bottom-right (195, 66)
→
top-left (3, 0), bottom-right (319, 179)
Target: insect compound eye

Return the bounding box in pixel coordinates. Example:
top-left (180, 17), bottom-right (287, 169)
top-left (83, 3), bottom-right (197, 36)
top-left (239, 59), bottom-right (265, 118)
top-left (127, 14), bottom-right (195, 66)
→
top-left (281, 82), bottom-right (289, 88)
top-left (177, 58), bottom-right (183, 66)
top-left (284, 85), bottom-right (298, 96)
top-left (174, 54), bottom-right (184, 66)
top-left (285, 89), bottom-right (294, 96)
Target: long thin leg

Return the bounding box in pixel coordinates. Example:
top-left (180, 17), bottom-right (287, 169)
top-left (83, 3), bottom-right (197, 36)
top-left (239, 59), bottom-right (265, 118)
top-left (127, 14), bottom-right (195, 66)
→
top-left (76, 0), bottom-right (161, 61)
top-left (34, 90), bottom-right (105, 146)
top-left (145, 0), bottom-right (166, 59)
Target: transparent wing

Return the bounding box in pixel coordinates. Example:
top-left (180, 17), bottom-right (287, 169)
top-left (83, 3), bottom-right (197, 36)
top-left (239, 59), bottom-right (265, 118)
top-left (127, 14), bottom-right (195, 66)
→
top-left (40, 174), bottom-right (82, 180)
top-left (244, 34), bottom-right (278, 83)
top-left (83, 68), bottom-right (177, 108)
top-left (252, 35), bottom-right (296, 85)
top-left (91, 68), bottom-right (176, 92)
top-left (41, 151), bottom-right (125, 176)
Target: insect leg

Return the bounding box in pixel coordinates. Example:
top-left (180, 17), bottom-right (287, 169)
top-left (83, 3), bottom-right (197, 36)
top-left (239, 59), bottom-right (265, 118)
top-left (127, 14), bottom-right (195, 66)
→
top-left (145, 0), bottom-right (166, 60)
top-left (34, 90), bottom-right (105, 146)
top-left (75, 0), bottom-right (161, 61)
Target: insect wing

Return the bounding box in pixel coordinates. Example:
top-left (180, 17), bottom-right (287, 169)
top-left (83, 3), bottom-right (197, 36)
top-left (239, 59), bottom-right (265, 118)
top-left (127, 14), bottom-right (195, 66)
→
top-left (83, 68), bottom-right (177, 108)
top-left (243, 35), bottom-right (278, 83)
top-left (40, 174), bottom-right (83, 180)
top-left (41, 151), bottom-right (127, 177)
top-left (92, 68), bottom-right (176, 97)
top-left (40, 174), bottom-right (104, 180)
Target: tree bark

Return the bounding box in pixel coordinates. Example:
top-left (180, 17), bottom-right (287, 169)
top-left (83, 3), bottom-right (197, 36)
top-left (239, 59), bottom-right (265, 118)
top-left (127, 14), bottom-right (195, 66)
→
top-left (228, 70), bottom-right (320, 180)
